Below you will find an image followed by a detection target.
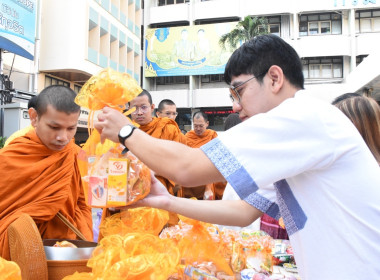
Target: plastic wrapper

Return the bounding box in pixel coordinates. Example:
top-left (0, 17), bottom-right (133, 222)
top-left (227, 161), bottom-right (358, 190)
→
top-left (99, 208), bottom-right (169, 237)
top-left (80, 147), bottom-right (150, 208)
top-left (75, 67), bottom-right (142, 112)
top-left (75, 68), bottom-right (146, 207)
top-left (165, 217), bottom-right (234, 277)
top-left (0, 257), bottom-right (21, 280)
top-left (87, 233), bottom-right (180, 280)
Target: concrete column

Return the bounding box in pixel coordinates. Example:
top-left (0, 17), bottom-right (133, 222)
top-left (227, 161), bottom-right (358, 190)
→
top-left (349, 8), bottom-right (356, 72)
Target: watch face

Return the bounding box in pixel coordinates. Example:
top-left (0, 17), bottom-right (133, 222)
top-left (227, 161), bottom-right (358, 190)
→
top-left (120, 125), bottom-right (133, 137)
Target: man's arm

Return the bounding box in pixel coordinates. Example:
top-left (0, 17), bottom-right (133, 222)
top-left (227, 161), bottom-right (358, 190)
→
top-left (133, 172), bottom-right (263, 227)
top-left (95, 107), bottom-right (225, 187)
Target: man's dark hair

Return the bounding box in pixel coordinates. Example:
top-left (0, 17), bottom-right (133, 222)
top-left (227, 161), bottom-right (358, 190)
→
top-left (35, 85), bottom-right (80, 115)
top-left (158, 99), bottom-right (176, 112)
top-left (331, 92), bottom-right (361, 105)
top-left (224, 113), bottom-right (242, 131)
top-left (224, 34), bottom-right (304, 90)
top-left (28, 95), bottom-right (38, 109)
top-left (193, 111), bottom-right (208, 122)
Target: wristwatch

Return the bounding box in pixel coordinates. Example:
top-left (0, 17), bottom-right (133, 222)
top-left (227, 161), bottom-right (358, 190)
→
top-left (118, 124), bottom-right (136, 146)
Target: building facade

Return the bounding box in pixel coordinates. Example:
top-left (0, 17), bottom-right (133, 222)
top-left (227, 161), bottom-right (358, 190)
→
top-left (1, 0), bottom-right (142, 141)
top-left (143, 0), bottom-right (380, 131)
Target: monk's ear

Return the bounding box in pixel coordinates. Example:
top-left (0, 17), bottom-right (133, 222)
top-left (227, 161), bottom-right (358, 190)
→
top-left (29, 108), bottom-right (38, 127)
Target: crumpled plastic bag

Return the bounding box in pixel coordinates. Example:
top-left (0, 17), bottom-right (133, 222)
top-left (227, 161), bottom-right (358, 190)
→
top-left (88, 233), bottom-right (180, 280)
top-left (100, 208), bottom-right (169, 237)
top-left (75, 67), bottom-right (142, 112)
top-left (162, 215), bottom-right (234, 276)
top-left (0, 257), bottom-right (21, 280)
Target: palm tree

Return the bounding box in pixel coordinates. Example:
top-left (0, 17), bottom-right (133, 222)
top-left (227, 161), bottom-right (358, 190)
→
top-left (219, 16), bottom-right (269, 50)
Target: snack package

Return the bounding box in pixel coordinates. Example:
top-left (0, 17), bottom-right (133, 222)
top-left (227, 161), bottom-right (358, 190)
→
top-left (84, 150), bottom-right (150, 208)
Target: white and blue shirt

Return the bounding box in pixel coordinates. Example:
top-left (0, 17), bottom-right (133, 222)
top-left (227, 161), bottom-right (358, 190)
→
top-left (201, 91), bottom-right (380, 280)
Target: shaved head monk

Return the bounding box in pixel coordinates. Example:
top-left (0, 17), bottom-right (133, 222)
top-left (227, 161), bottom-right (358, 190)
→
top-left (156, 99), bottom-right (178, 121)
top-left (0, 85), bottom-right (93, 260)
top-left (128, 90), bottom-right (186, 196)
top-left (183, 111), bottom-right (226, 199)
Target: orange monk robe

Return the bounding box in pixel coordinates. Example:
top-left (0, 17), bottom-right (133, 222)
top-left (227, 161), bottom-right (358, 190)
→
top-left (139, 117), bottom-right (186, 195)
top-left (0, 130), bottom-right (93, 260)
top-left (183, 129), bottom-right (226, 199)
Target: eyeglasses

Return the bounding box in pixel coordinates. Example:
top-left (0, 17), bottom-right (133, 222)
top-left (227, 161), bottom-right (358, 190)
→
top-left (160, 111), bottom-right (178, 117)
top-left (131, 105), bottom-right (150, 114)
top-left (229, 70), bottom-right (268, 104)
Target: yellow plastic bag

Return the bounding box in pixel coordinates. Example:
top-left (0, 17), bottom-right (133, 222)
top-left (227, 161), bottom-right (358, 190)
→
top-left (0, 257), bottom-right (21, 280)
top-left (75, 67), bottom-right (142, 112)
top-left (99, 208), bottom-right (169, 237)
top-left (88, 233), bottom-right (180, 280)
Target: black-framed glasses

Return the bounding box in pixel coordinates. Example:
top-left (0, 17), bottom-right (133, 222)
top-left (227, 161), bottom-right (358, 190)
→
top-left (229, 70), bottom-right (268, 104)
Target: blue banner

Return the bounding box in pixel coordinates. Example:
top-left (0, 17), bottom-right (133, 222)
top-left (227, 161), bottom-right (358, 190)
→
top-left (0, 0), bottom-right (37, 60)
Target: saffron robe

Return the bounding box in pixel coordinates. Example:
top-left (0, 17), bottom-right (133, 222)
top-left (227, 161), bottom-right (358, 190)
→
top-left (0, 130), bottom-right (93, 260)
top-left (183, 129), bottom-right (226, 199)
top-left (139, 117), bottom-right (186, 195)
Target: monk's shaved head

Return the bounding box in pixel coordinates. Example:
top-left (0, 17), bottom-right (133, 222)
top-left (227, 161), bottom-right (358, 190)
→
top-left (193, 111), bottom-right (208, 122)
top-left (35, 85), bottom-right (80, 116)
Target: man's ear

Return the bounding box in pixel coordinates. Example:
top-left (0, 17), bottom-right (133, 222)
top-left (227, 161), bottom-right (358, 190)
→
top-left (267, 65), bottom-right (284, 94)
top-left (29, 108), bottom-right (38, 127)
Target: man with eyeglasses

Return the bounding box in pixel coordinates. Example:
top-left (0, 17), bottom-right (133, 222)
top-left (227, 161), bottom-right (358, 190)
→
top-left (96, 35), bottom-right (380, 280)
top-left (156, 99), bottom-right (178, 121)
top-left (180, 111), bottom-right (225, 200)
top-left (128, 90), bottom-right (185, 198)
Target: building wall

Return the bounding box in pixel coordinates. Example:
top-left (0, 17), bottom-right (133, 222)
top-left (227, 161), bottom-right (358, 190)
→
top-left (143, 0), bottom-right (380, 115)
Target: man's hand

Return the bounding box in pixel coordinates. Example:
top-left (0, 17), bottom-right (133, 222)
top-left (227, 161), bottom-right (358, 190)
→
top-left (131, 172), bottom-right (172, 210)
top-left (95, 107), bottom-right (131, 143)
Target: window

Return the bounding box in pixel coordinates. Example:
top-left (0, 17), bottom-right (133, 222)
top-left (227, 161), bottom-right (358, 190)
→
top-left (355, 9), bottom-right (380, 33)
top-left (74, 85), bottom-right (82, 94)
top-left (258, 16), bottom-right (281, 36)
top-left (356, 55), bottom-right (368, 66)
top-left (45, 76), bottom-right (70, 87)
top-left (156, 76), bottom-right (189, 85)
top-left (158, 0), bottom-right (188, 6)
top-left (299, 13), bottom-right (342, 36)
top-left (201, 74), bottom-right (224, 83)
top-left (302, 57), bottom-right (343, 79)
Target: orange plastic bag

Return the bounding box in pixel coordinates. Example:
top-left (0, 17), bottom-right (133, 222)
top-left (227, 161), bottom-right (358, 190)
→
top-left (0, 257), bottom-right (21, 280)
top-left (99, 208), bottom-right (169, 237)
top-left (174, 216), bottom-right (234, 276)
top-left (87, 233), bottom-right (180, 280)
top-left (75, 67), bottom-right (142, 112)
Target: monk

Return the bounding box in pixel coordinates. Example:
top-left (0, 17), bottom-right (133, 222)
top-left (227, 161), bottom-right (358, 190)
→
top-left (182, 111), bottom-right (226, 199)
top-left (155, 98), bottom-right (186, 144)
top-left (0, 85), bottom-right (93, 260)
top-left (129, 90), bottom-right (186, 195)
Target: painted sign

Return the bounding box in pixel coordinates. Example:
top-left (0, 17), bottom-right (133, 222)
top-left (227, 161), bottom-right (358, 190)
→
top-left (145, 22), bottom-right (238, 77)
top-left (0, 0), bottom-right (37, 60)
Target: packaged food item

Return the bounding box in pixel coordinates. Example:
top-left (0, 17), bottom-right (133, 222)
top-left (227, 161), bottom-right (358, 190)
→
top-left (84, 150), bottom-right (150, 208)
top-left (88, 176), bottom-right (107, 207)
top-left (107, 158), bottom-right (128, 207)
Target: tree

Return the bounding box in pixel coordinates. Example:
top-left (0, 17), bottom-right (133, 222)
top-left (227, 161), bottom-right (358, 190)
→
top-left (219, 16), bottom-right (269, 50)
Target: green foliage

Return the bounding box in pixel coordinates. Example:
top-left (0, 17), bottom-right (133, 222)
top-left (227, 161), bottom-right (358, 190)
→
top-left (0, 136), bottom-right (6, 148)
top-left (219, 16), bottom-right (269, 50)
